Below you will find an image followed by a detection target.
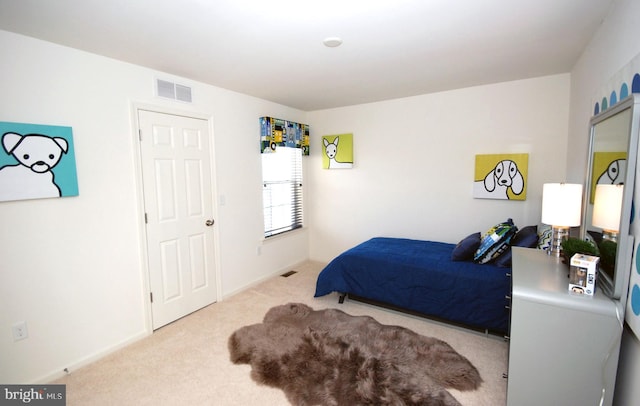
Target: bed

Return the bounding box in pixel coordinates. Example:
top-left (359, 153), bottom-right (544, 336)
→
top-left (314, 237), bottom-right (517, 333)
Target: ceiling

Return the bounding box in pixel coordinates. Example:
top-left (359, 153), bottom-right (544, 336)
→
top-left (0, 0), bottom-right (614, 111)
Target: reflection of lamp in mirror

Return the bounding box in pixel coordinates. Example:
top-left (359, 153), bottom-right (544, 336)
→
top-left (592, 184), bottom-right (623, 242)
top-left (541, 183), bottom-right (583, 257)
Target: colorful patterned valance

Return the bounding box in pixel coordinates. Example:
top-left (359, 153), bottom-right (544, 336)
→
top-left (260, 117), bottom-right (309, 155)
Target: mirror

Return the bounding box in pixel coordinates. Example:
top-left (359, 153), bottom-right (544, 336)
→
top-left (582, 94), bottom-right (640, 299)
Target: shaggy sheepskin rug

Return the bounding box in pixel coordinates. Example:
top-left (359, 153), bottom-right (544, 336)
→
top-left (228, 303), bottom-right (482, 405)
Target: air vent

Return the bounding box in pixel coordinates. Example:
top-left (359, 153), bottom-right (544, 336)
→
top-left (281, 270), bottom-right (297, 278)
top-left (175, 84), bottom-right (192, 103)
top-left (156, 79), bottom-right (192, 103)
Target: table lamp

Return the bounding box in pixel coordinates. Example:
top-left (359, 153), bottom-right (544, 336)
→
top-left (541, 183), bottom-right (583, 257)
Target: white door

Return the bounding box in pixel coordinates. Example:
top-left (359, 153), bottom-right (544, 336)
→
top-left (138, 109), bottom-right (217, 330)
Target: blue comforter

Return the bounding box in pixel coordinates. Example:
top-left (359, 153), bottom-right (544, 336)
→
top-left (314, 237), bottom-right (510, 332)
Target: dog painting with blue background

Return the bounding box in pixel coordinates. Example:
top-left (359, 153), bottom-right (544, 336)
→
top-left (0, 121), bottom-right (79, 202)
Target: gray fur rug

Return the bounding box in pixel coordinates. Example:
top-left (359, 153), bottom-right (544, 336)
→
top-left (228, 303), bottom-right (482, 405)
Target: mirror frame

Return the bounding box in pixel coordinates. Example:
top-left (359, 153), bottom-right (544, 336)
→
top-left (581, 94), bottom-right (640, 300)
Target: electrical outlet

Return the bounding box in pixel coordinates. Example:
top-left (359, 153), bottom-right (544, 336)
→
top-left (12, 321), bottom-right (28, 341)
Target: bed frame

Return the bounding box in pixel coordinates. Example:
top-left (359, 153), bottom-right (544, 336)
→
top-left (314, 237), bottom-right (512, 334)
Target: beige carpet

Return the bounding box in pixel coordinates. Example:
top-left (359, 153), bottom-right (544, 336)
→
top-left (53, 261), bottom-right (508, 405)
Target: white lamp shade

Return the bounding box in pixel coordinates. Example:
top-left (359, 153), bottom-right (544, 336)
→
top-left (541, 183), bottom-right (583, 227)
top-left (592, 184), bottom-right (623, 232)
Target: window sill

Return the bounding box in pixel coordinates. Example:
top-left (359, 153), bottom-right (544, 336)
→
top-left (262, 226), bottom-right (306, 243)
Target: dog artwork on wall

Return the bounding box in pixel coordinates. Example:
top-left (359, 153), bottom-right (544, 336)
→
top-left (0, 122), bottom-right (79, 203)
top-left (322, 134), bottom-right (353, 169)
top-left (473, 153), bottom-right (528, 200)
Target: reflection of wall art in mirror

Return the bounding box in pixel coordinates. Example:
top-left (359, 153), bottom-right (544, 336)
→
top-left (472, 153), bottom-right (528, 200)
top-left (590, 152), bottom-right (626, 203)
top-left (0, 121), bottom-right (79, 203)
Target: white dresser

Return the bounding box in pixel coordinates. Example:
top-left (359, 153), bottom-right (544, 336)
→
top-left (507, 247), bottom-right (624, 406)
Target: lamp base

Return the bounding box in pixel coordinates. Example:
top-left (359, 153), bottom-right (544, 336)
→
top-left (602, 229), bottom-right (618, 243)
top-left (547, 226), bottom-right (570, 258)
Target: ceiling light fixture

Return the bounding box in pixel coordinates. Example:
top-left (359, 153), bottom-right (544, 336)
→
top-left (323, 37), bottom-right (343, 48)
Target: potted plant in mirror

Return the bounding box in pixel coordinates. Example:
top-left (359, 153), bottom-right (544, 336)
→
top-left (560, 237), bottom-right (599, 266)
top-left (598, 239), bottom-right (617, 276)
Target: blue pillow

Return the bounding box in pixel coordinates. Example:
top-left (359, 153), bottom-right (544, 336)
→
top-left (513, 225), bottom-right (539, 247)
top-left (494, 225), bottom-right (539, 267)
top-left (474, 219), bottom-right (518, 264)
top-left (451, 232), bottom-right (481, 261)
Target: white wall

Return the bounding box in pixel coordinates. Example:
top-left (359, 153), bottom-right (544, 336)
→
top-left (4, 0), bottom-right (638, 393)
top-left (306, 75), bottom-right (571, 262)
top-left (567, 0), bottom-right (640, 183)
top-left (0, 30), bottom-right (308, 383)
top-left (567, 1), bottom-right (640, 405)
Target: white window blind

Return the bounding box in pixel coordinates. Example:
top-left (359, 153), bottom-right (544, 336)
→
top-left (262, 147), bottom-right (303, 237)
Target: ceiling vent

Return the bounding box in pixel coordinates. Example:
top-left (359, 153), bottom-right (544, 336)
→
top-left (156, 79), bottom-right (192, 103)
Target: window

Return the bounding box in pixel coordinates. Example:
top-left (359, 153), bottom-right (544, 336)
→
top-left (262, 147), bottom-right (303, 237)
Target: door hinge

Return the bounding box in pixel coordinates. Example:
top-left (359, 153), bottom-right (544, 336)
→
top-left (150, 292), bottom-right (153, 303)
top-left (138, 129), bottom-right (142, 141)
top-left (145, 213), bottom-right (148, 224)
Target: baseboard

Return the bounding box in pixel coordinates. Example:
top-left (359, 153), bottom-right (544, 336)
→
top-left (40, 260), bottom-right (310, 382)
top-left (222, 260), bottom-right (309, 300)
top-left (37, 330), bottom-right (150, 384)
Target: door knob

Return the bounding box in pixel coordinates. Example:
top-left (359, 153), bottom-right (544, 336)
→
top-left (205, 219), bottom-right (215, 227)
